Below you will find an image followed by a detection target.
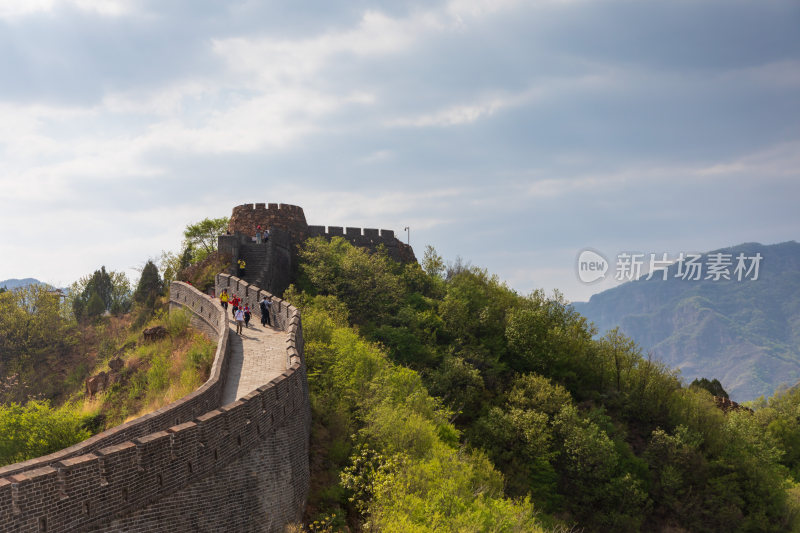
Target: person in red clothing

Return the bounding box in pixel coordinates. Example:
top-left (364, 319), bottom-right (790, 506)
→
top-left (231, 294), bottom-right (240, 319)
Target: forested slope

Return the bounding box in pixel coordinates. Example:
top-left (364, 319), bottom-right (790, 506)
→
top-left (289, 237), bottom-right (800, 532)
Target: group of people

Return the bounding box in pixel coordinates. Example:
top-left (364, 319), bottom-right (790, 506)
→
top-left (255, 225), bottom-right (270, 244)
top-left (219, 289), bottom-right (272, 335)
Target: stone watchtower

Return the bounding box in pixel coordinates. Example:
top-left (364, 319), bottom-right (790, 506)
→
top-left (227, 203), bottom-right (310, 247)
top-left (218, 203), bottom-right (415, 296)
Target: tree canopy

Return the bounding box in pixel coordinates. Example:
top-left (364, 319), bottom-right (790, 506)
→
top-left (289, 236), bottom-right (800, 532)
top-left (134, 260), bottom-right (162, 310)
top-left (182, 217), bottom-right (228, 262)
top-left (70, 266), bottom-right (132, 320)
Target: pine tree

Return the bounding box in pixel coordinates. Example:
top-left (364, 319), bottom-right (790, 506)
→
top-left (134, 260), bottom-right (162, 309)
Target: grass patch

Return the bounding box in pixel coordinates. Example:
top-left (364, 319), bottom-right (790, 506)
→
top-left (76, 310), bottom-right (216, 430)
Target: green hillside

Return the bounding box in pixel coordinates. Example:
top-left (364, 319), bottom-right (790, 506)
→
top-left (0, 266), bottom-right (215, 467)
top-left (289, 237), bottom-right (800, 532)
top-left (573, 241), bottom-right (800, 401)
top-left (6, 231), bottom-right (800, 532)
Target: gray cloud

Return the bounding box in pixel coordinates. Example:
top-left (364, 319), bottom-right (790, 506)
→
top-left (0, 0), bottom-right (797, 301)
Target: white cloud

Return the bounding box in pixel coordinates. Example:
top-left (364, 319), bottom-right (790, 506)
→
top-left (357, 149), bottom-right (394, 164)
top-left (212, 10), bottom-right (438, 89)
top-left (100, 81), bottom-right (214, 116)
top-left (513, 139), bottom-right (800, 203)
top-left (387, 96), bottom-right (512, 127)
top-left (0, 0), bottom-right (134, 18)
top-left (286, 186), bottom-right (473, 226)
top-left (694, 141), bottom-right (800, 179)
top-left (446, 0), bottom-right (525, 20)
top-left (0, 0), bottom-right (796, 302)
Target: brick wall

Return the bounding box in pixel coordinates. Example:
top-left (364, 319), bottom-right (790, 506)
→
top-left (0, 278), bottom-right (309, 533)
top-left (307, 225), bottom-right (416, 263)
top-left (228, 203), bottom-right (309, 247)
top-left (226, 203), bottom-right (417, 277)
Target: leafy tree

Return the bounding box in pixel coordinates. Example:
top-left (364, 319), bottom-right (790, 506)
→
top-left (507, 373), bottom-right (572, 416)
top-left (86, 290), bottom-right (105, 318)
top-left (299, 237), bottom-right (402, 325)
top-left (158, 249), bottom-right (182, 284)
top-left (422, 245), bottom-right (445, 278)
top-left (553, 404), bottom-right (649, 530)
top-left (109, 271), bottom-right (133, 314)
top-left (183, 217), bottom-right (228, 263)
top-left (426, 356), bottom-right (486, 424)
top-left (504, 291), bottom-right (595, 390)
top-left (474, 404), bottom-right (558, 504)
top-left (0, 400), bottom-right (91, 466)
top-left (71, 267), bottom-right (112, 318)
top-left (70, 267), bottom-right (132, 320)
top-left (0, 285), bottom-right (75, 368)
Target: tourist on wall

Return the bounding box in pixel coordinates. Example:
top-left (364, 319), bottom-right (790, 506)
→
top-left (238, 258), bottom-right (246, 277)
top-left (231, 294), bottom-right (240, 319)
top-left (243, 305), bottom-right (251, 328)
top-left (260, 296), bottom-right (272, 327)
top-left (256, 225), bottom-right (263, 244)
top-left (264, 227), bottom-right (270, 242)
top-left (220, 289), bottom-right (229, 310)
top-left (235, 307), bottom-right (245, 335)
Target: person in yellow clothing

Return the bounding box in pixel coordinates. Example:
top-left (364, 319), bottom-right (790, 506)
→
top-left (220, 289), bottom-right (229, 310)
top-left (238, 258), bottom-right (246, 277)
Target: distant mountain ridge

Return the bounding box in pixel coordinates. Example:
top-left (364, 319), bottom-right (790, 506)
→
top-left (0, 278), bottom-right (47, 290)
top-left (572, 241), bottom-right (800, 402)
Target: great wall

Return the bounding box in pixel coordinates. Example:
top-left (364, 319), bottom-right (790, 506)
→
top-left (0, 274), bottom-right (309, 532)
top-left (0, 202), bottom-right (755, 531)
top-left (0, 202), bottom-right (414, 532)
top-left (219, 203), bottom-right (415, 295)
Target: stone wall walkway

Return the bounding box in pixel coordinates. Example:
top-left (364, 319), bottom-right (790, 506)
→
top-left (221, 308), bottom-right (289, 405)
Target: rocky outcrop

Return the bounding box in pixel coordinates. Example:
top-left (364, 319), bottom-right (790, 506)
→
top-left (143, 325), bottom-right (168, 342)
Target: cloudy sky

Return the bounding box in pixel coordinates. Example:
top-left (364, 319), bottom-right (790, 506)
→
top-left (0, 0), bottom-right (797, 301)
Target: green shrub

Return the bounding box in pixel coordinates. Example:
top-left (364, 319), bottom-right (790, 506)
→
top-left (165, 308), bottom-right (190, 337)
top-left (187, 338), bottom-right (214, 377)
top-left (0, 400), bottom-right (91, 466)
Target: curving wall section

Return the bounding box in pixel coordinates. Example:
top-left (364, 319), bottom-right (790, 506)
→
top-left (0, 277), bottom-right (309, 532)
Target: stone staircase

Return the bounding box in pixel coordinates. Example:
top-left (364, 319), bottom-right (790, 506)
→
top-left (238, 243), bottom-right (269, 288)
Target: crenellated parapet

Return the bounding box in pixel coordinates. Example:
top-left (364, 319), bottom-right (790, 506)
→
top-left (307, 225), bottom-right (415, 263)
top-left (0, 277), bottom-right (309, 532)
top-left (221, 202), bottom-right (417, 296)
top-left (228, 203), bottom-right (309, 246)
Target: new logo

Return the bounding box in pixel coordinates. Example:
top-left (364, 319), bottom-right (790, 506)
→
top-left (577, 249), bottom-right (608, 284)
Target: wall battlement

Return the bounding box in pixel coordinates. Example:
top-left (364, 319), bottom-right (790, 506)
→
top-left (223, 202), bottom-right (416, 295)
top-left (306, 225), bottom-right (415, 263)
top-left (307, 225), bottom-right (395, 241)
top-left (0, 277), bottom-right (309, 532)
top-left (228, 203), bottom-right (309, 244)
